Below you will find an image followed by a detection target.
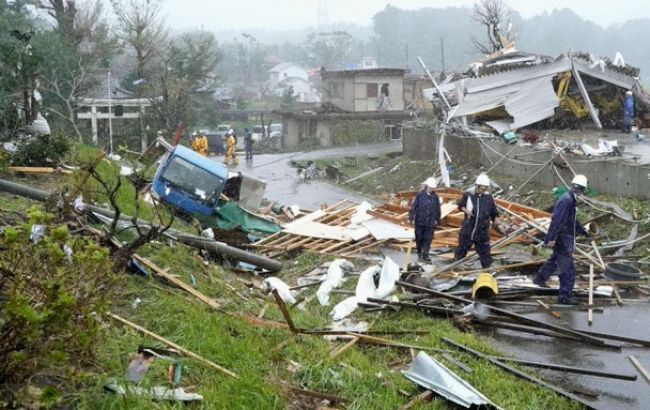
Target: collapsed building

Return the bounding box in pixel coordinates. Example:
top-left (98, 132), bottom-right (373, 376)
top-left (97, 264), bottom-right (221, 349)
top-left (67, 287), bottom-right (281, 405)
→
top-left (425, 50), bottom-right (650, 133)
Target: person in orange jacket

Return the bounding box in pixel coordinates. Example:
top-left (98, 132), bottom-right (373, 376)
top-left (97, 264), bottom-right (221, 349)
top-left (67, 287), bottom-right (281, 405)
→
top-left (223, 130), bottom-right (238, 165)
top-left (192, 131), bottom-right (208, 156)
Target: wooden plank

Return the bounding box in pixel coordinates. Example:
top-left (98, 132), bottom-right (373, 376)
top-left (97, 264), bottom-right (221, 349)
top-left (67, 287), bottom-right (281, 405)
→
top-left (271, 289), bottom-right (299, 334)
top-left (611, 284), bottom-right (623, 306)
top-left (537, 300), bottom-right (561, 319)
top-left (588, 265), bottom-right (594, 326)
top-left (109, 312), bottom-right (238, 378)
top-left (8, 166), bottom-right (73, 175)
top-left (133, 255), bottom-right (220, 310)
top-left (400, 390), bottom-right (433, 410)
top-left (629, 355), bottom-right (650, 386)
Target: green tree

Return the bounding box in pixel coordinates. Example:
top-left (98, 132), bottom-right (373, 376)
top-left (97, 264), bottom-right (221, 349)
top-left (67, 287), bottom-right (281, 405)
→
top-left (0, 1), bottom-right (42, 138)
top-left (146, 30), bottom-right (222, 131)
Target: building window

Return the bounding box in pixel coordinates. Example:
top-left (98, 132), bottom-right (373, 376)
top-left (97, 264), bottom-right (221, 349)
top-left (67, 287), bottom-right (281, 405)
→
top-left (330, 82), bottom-right (344, 99)
top-left (367, 83), bottom-right (378, 98)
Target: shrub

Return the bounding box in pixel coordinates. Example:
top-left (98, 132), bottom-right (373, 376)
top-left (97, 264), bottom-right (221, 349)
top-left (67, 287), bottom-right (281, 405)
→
top-left (10, 133), bottom-right (71, 166)
top-left (0, 207), bottom-right (116, 391)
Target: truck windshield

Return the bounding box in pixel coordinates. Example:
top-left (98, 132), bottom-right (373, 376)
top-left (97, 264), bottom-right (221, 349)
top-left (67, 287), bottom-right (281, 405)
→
top-left (161, 156), bottom-right (224, 200)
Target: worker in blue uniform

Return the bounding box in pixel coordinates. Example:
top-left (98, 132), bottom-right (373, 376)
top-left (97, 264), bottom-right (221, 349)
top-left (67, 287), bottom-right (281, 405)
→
top-left (454, 174), bottom-right (498, 268)
top-left (534, 174), bottom-right (591, 304)
top-left (408, 177), bottom-right (441, 262)
top-left (623, 90), bottom-right (634, 133)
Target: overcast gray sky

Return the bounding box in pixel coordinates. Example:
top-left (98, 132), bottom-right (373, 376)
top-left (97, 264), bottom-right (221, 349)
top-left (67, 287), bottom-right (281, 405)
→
top-left (162, 0), bottom-right (650, 31)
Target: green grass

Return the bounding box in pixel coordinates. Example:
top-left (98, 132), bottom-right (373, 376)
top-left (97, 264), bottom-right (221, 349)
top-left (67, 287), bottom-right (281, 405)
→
top-left (1, 150), bottom-right (588, 409)
top-left (67, 239), bottom-right (580, 409)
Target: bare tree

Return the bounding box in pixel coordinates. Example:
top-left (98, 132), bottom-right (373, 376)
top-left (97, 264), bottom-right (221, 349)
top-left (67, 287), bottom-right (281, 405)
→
top-left (471, 0), bottom-right (516, 54)
top-left (40, 56), bottom-right (89, 141)
top-left (34, 0), bottom-right (105, 46)
top-left (111, 0), bottom-right (168, 151)
top-left (111, 0), bottom-right (168, 81)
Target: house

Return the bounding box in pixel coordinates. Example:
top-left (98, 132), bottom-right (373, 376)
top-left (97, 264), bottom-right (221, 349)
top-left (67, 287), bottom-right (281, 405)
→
top-left (275, 77), bottom-right (320, 104)
top-left (268, 62), bottom-right (309, 88)
top-left (274, 68), bottom-right (411, 149)
top-left (320, 68), bottom-right (406, 112)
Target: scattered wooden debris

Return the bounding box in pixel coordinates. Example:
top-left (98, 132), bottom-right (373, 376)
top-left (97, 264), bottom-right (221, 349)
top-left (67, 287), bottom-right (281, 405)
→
top-left (109, 312), bottom-right (238, 378)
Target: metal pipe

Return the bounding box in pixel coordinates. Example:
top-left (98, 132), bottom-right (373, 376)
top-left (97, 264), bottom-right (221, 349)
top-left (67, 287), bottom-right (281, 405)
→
top-left (398, 281), bottom-right (618, 348)
top-left (0, 178), bottom-right (283, 272)
top-left (489, 356), bottom-right (637, 381)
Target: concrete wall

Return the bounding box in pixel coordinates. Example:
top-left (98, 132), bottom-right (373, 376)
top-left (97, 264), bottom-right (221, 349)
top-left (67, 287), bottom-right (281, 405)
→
top-left (403, 130), bottom-right (650, 199)
top-left (353, 74), bottom-right (405, 111)
top-left (322, 77), bottom-right (355, 111)
top-left (281, 116), bottom-right (301, 149)
top-left (402, 123), bottom-right (438, 160)
top-left (322, 74), bottom-right (404, 112)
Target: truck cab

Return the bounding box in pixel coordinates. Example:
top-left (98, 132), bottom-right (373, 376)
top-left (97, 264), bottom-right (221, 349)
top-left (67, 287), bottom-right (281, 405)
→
top-left (152, 144), bottom-right (266, 214)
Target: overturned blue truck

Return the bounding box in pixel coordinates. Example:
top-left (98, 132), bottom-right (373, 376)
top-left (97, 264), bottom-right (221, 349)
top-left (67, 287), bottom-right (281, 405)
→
top-left (150, 142), bottom-right (281, 240)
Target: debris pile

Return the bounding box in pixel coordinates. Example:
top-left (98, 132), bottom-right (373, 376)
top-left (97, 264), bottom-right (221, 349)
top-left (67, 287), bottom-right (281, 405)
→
top-left (250, 188), bottom-right (550, 258)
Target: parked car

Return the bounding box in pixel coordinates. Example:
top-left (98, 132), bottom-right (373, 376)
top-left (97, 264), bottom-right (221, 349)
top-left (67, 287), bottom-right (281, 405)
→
top-left (204, 130), bottom-right (224, 155)
top-left (216, 124), bottom-right (231, 148)
top-left (269, 123), bottom-right (282, 139)
top-left (251, 125), bottom-right (267, 142)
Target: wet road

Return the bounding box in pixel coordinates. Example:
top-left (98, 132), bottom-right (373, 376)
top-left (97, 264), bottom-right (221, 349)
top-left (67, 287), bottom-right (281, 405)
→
top-left (210, 141), bottom-right (403, 209)
top-left (484, 303), bottom-right (650, 410)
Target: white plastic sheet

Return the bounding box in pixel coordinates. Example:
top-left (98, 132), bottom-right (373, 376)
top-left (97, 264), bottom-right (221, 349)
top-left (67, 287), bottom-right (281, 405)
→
top-left (317, 259), bottom-right (355, 305)
top-left (329, 257), bottom-right (400, 320)
top-left (263, 277), bottom-right (296, 304)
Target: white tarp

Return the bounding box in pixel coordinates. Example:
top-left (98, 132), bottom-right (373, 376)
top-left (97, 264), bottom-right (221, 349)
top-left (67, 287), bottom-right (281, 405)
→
top-left (283, 210), bottom-right (369, 241)
top-left (361, 218), bottom-right (414, 240)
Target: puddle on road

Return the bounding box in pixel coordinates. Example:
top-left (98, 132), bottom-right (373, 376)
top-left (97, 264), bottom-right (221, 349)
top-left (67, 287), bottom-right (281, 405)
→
top-left (481, 304), bottom-right (650, 410)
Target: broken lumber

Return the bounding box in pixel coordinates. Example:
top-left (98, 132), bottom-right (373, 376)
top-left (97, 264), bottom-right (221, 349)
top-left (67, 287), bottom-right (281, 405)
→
top-left (7, 166), bottom-right (72, 175)
top-left (133, 255), bottom-right (221, 310)
top-left (398, 281), bottom-right (618, 348)
top-left (400, 390), bottom-right (433, 410)
top-left (588, 264), bottom-right (594, 325)
top-left (536, 300), bottom-right (561, 319)
top-left (108, 312), bottom-right (238, 378)
top-left (629, 356), bottom-right (650, 386)
top-left (343, 167), bottom-right (384, 184)
top-left (442, 338), bottom-right (598, 410)
top-left (289, 387), bottom-right (348, 404)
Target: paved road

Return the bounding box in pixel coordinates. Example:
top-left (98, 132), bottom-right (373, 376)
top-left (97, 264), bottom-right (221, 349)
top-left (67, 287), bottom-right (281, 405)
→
top-left (209, 141), bottom-right (403, 210)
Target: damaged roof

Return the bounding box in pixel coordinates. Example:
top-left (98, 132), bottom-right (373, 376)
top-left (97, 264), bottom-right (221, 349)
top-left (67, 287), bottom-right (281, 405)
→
top-left (424, 50), bottom-right (643, 133)
top-left (321, 68), bottom-right (406, 78)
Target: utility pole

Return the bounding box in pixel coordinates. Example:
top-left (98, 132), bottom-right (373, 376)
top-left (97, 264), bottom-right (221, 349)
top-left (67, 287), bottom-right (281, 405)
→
top-left (107, 71), bottom-right (114, 155)
top-left (405, 43), bottom-right (410, 71)
top-left (377, 45), bottom-right (381, 67)
top-left (440, 37), bottom-right (446, 75)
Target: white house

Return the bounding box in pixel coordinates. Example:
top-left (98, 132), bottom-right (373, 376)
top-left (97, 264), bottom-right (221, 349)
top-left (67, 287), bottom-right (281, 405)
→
top-left (268, 62), bottom-right (308, 88)
top-left (275, 77), bottom-right (320, 103)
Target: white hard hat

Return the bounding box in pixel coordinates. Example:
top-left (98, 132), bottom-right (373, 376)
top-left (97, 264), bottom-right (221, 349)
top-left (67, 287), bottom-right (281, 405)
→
top-left (422, 177), bottom-right (437, 188)
top-left (475, 173), bottom-right (490, 186)
top-left (572, 174), bottom-right (588, 188)
top-left (626, 90), bottom-right (633, 95)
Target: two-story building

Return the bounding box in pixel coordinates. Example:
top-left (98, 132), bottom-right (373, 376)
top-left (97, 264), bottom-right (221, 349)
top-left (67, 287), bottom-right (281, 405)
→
top-left (276, 68), bottom-right (412, 149)
top-left (320, 68), bottom-right (406, 112)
